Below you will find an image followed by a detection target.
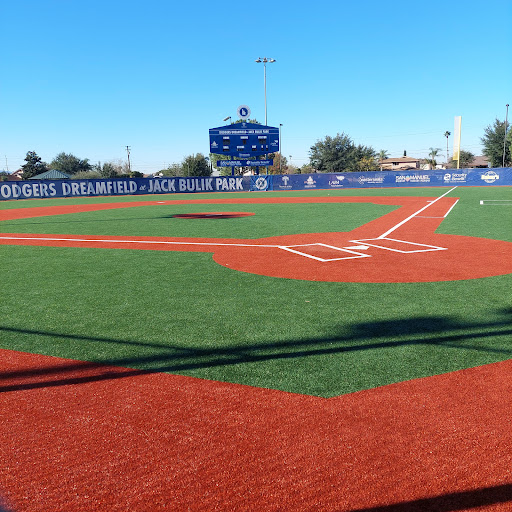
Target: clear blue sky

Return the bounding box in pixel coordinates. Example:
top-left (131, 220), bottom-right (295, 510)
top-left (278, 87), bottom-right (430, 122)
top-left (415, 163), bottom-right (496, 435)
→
top-left (1, 0), bottom-right (510, 173)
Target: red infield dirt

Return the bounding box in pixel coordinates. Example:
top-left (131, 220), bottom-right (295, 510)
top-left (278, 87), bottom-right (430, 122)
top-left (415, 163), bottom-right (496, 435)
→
top-left (1, 195), bottom-right (512, 283)
top-left (1, 195), bottom-right (511, 510)
top-left (1, 349), bottom-right (511, 511)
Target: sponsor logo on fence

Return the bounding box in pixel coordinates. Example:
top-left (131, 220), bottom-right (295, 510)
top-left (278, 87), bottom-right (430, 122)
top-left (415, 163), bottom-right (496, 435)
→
top-left (304, 176), bottom-right (317, 188)
top-left (481, 170), bottom-right (500, 184)
top-left (443, 173), bottom-right (467, 183)
top-left (278, 175), bottom-right (292, 189)
top-left (357, 175), bottom-right (384, 185)
top-left (328, 176), bottom-right (345, 188)
top-left (395, 174), bottom-right (431, 183)
top-left (254, 177), bottom-right (269, 190)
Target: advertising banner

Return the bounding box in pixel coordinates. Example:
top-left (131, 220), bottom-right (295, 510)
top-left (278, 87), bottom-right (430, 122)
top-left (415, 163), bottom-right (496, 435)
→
top-left (0, 176), bottom-right (245, 200)
top-left (1, 169), bottom-right (511, 201)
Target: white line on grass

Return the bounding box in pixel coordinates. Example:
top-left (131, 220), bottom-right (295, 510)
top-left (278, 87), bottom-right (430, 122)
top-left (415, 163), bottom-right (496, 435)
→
top-left (480, 200), bottom-right (512, 205)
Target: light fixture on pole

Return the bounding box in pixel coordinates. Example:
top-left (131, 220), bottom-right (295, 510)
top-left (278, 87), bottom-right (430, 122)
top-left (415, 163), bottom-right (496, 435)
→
top-left (255, 57), bottom-right (276, 125)
top-left (503, 104), bottom-right (509, 168)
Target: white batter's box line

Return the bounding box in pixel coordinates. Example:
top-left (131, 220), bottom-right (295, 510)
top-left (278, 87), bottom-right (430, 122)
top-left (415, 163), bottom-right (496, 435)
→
top-left (278, 243), bottom-right (372, 262)
top-left (480, 200), bottom-right (512, 205)
top-left (350, 238), bottom-right (447, 253)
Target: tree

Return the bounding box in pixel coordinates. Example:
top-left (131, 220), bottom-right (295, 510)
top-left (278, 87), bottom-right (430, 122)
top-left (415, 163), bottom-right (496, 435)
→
top-left (232, 118), bottom-right (261, 125)
top-left (356, 155), bottom-right (379, 172)
top-left (377, 149), bottom-right (389, 161)
top-left (425, 147), bottom-right (442, 169)
top-left (210, 153), bottom-right (233, 175)
top-left (267, 153), bottom-right (288, 174)
top-left (21, 151), bottom-right (49, 179)
top-left (158, 163), bottom-right (183, 177)
top-left (182, 153), bottom-right (211, 177)
top-left (91, 161), bottom-right (119, 178)
top-left (73, 170), bottom-right (101, 180)
top-left (351, 144), bottom-right (377, 171)
top-left (309, 133), bottom-right (376, 173)
top-left (50, 152), bottom-right (91, 175)
top-left (447, 150), bottom-right (474, 169)
top-left (298, 164), bottom-right (315, 174)
top-left (377, 150), bottom-right (389, 171)
top-left (481, 118), bottom-right (512, 167)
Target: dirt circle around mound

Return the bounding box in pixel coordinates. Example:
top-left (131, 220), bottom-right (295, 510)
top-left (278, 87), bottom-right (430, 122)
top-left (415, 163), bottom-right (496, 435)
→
top-left (172, 212), bottom-right (254, 219)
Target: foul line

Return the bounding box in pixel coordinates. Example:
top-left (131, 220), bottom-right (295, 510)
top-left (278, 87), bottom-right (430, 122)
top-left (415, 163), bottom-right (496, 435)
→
top-left (0, 236), bottom-right (279, 249)
top-left (0, 192), bottom-right (459, 262)
top-left (378, 187), bottom-right (458, 238)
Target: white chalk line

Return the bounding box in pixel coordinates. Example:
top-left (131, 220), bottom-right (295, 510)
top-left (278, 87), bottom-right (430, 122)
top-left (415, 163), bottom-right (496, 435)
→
top-left (480, 200), bottom-right (512, 205)
top-left (0, 190), bottom-right (458, 262)
top-left (378, 187), bottom-right (458, 238)
top-left (278, 244), bottom-right (371, 262)
top-left (0, 235), bottom-right (279, 248)
top-left (349, 237), bottom-right (447, 254)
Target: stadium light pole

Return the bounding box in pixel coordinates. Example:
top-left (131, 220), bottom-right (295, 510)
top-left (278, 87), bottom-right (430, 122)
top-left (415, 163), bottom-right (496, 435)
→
top-left (503, 104), bottom-right (509, 168)
top-left (255, 57), bottom-right (276, 125)
top-left (279, 123), bottom-right (283, 174)
top-left (444, 131), bottom-right (451, 166)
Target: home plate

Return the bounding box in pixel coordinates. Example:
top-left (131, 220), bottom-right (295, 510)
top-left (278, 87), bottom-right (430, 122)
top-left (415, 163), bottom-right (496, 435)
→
top-left (344, 245), bottom-right (370, 250)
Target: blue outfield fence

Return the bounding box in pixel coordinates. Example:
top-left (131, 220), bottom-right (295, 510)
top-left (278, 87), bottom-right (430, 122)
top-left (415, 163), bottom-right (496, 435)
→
top-left (1, 168), bottom-right (511, 201)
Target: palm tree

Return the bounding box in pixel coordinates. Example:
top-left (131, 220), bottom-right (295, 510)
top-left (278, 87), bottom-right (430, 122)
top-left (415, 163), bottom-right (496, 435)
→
top-left (377, 149), bottom-right (389, 171)
top-left (427, 147), bottom-right (442, 169)
top-left (444, 131), bottom-right (451, 165)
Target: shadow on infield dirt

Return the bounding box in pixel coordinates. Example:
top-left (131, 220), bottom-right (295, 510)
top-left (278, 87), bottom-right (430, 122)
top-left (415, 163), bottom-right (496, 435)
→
top-left (348, 482), bottom-right (512, 512)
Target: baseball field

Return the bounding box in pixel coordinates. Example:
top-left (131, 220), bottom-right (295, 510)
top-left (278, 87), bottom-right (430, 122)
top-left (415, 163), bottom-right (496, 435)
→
top-left (1, 185), bottom-right (511, 511)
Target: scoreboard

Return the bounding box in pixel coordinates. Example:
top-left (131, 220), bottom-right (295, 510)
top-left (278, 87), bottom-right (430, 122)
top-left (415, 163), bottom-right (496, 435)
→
top-left (209, 122), bottom-right (280, 158)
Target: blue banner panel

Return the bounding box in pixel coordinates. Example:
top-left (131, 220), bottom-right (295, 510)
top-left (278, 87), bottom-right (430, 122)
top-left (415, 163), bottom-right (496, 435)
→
top-left (217, 160), bottom-right (273, 167)
top-left (1, 169), bottom-right (511, 201)
top-left (0, 176), bottom-right (246, 200)
top-left (250, 175), bottom-right (273, 191)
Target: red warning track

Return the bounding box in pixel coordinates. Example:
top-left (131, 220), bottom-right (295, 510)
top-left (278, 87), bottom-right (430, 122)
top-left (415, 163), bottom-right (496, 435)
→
top-left (1, 195), bottom-right (512, 282)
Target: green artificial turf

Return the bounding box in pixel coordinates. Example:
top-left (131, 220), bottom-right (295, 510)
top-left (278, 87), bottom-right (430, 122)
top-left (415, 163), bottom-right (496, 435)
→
top-left (436, 186), bottom-right (512, 241)
top-left (0, 202), bottom-right (396, 239)
top-left (1, 186), bottom-right (511, 397)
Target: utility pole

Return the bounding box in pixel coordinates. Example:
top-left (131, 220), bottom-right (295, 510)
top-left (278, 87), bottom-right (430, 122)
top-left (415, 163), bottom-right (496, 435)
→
top-left (126, 146), bottom-right (131, 173)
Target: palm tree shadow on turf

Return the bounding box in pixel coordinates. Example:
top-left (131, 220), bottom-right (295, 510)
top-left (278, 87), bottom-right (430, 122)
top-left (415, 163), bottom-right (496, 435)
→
top-left (0, 309), bottom-right (510, 393)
